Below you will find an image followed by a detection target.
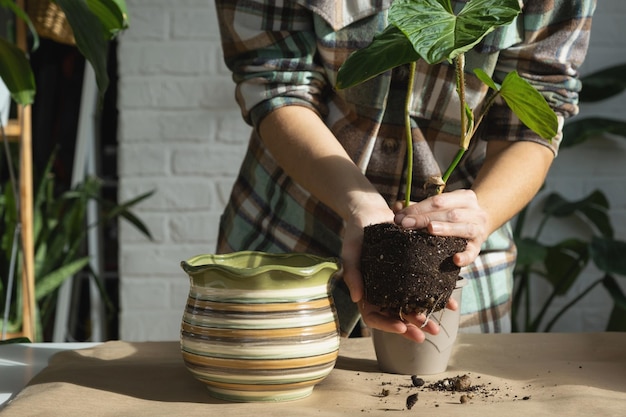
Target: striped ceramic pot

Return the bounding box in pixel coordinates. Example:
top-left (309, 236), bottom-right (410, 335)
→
top-left (180, 251), bottom-right (341, 402)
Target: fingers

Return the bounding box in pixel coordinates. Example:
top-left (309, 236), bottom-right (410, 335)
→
top-left (358, 299), bottom-right (457, 343)
top-left (453, 244), bottom-right (481, 267)
top-left (342, 265), bottom-right (363, 303)
top-left (394, 190), bottom-right (484, 233)
top-left (392, 190), bottom-right (488, 267)
top-left (446, 296), bottom-right (459, 311)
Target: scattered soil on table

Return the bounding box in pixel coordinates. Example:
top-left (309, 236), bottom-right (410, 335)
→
top-left (427, 374), bottom-right (473, 392)
top-left (366, 373), bottom-right (532, 412)
top-left (405, 393), bottom-right (418, 410)
top-left (360, 223), bottom-right (467, 315)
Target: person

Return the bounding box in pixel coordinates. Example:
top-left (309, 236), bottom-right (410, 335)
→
top-left (213, 0), bottom-right (596, 342)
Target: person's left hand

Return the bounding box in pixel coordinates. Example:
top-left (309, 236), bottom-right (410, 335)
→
top-left (392, 189), bottom-right (489, 267)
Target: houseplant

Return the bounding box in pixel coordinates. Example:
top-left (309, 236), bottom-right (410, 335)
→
top-left (512, 62), bottom-right (626, 332)
top-left (336, 0), bottom-right (558, 318)
top-left (0, 151), bottom-right (153, 341)
top-left (0, 0), bottom-right (131, 341)
top-left (0, 0), bottom-right (129, 105)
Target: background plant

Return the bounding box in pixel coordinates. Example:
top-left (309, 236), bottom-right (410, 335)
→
top-left (0, 0), bottom-right (129, 105)
top-left (0, 150), bottom-right (153, 340)
top-left (0, 0), bottom-right (134, 341)
top-left (512, 63), bottom-right (626, 332)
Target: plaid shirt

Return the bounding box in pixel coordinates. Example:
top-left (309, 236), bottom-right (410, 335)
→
top-left (214, 0), bottom-right (596, 335)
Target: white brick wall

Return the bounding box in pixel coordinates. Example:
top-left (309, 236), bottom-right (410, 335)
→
top-left (117, 0), bottom-right (247, 341)
top-left (117, 1), bottom-right (626, 341)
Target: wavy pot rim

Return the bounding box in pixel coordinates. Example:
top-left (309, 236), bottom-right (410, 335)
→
top-left (180, 251), bottom-right (340, 279)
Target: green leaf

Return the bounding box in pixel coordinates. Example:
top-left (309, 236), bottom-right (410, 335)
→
top-left (561, 117), bottom-right (626, 148)
top-left (389, 0), bottom-right (520, 64)
top-left (0, 336), bottom-right (31, 344)
top-left (591, 237), bottom-right (626, 276)
top-left (336, 25), bottom-right (418, 89)
top-left (542, 191), bottom-right (612, 238)
top-left (55, 0), bottom-right (111, 94)
top-left (0, 0), bottom-right (40, 50)
top-left (499, 71), bottom-right (558, 140)
top-left (0, 38), bottom-right (35, 105)
top-left (100, 189), bottom-right (155, 240)
top-left (35, 257), bottom-right (91, 301)
top-left (579, 63), bottom-right (626, 103)
top-left (514, 237), bottom-right (548, 267)
top-left (544, 239), bottom-right (589, 295)
top-left (336, 0), bottom-right (520, 89)
top-left (473, 68), bottom-right (499, 91)
top-left (606, 306), bottom-right (626, 332)
top-left (86, 0), bottom-right (130, 37)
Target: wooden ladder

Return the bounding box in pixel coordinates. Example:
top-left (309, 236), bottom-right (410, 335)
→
top-left (2, 0), bottom-right (35, 341)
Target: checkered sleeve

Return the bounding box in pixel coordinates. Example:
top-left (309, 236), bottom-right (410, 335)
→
top-left (215, 0), bottom-right (329, 128)
top-left (481, 0), bottom-right (597, 155)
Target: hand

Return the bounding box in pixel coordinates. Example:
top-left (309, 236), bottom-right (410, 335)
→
top-left (392, 189), bottom-right (489, 267)
top-left (339, 197), bottom-right (459, 343)
top-left (358, 297), bottom-right (459, 342)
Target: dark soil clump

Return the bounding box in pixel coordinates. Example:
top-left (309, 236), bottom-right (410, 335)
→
top-left (427, 374), bottom-right (473, 392)
top-left (360, 223), bottom-right (467, 315)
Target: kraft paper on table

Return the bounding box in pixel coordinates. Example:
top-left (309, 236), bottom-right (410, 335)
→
top-left (2, 333), bottom-right (625, 417)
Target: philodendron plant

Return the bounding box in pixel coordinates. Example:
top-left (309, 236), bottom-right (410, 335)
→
top-left (336, 0), bottom-right (560, 316)
top-left (336, 0), bottom-right (558, 204)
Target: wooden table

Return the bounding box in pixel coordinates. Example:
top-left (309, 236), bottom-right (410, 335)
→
top-left (2, 333), bottom-right (625, 416)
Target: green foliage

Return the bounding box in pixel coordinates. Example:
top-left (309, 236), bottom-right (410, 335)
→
top-left (336, 0), bottom-right (558, 202)
top-left (577, 63), bottom-right (626, 103)
top-left (0, 151), bottom-right (153, 340)
top-left (390, 0), bottom-right (520, 64)
top-left (561, 63), bottom-right (626, 148)
top-left (336, 0), bottom-right (520, 88)
top-left (512, 63), bottom-right (626, 332)
top-left (0, 336), bottom-right (30, 344)
top-left (0, 37), bottom-right (35, 104)
top-left (513, 192), bottom-right (626, 332)
top-left (0, 0), bottom-right (129, 105)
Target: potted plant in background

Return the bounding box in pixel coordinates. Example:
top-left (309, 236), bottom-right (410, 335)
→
top-left (0, 0), bottom-right (129, 104)
top-left (336, 0), bottom-right (558, 373)
top-left (1, 151), bottom-right (153, 341)
top-left (0, 0), bottom-right (135, 342)
top-left (513, 62), bottom-right (626, 333)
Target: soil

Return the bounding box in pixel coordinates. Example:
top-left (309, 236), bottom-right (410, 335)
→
top-left (360, 223), bottom-right (467, 315)
top-left (364, 372), bottom-right (530, 412)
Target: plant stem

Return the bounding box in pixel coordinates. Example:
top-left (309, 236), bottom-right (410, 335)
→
top-left (457, 55), bottom-right (468, 149)
top-left (529, 257), bottom-right (585, 332)
top-left (404, 61), bottom-right (416, 207)
top-left (441, 148), bottom-right (466, 185)
top-left (438, 55), bottom-right (469, 194)
top-left (511, 269), bottom-right (526, 332)
top-left (543, 278), bottom-right (603, 332)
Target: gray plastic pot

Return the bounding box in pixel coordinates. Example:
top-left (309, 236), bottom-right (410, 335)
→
top-left (371, 277), bottom-right (467, 375)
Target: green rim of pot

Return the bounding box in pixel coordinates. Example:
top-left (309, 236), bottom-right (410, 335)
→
top-left (181, 251), bottom-right (340, 283)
